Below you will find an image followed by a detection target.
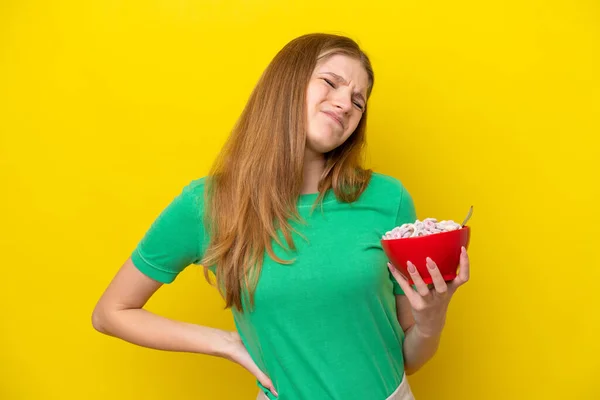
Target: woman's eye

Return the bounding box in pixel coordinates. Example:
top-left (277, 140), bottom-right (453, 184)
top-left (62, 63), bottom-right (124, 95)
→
top-left (323, 78), bottom-right (335, 88)
top-left (354, 102), bottom-right (364, 111)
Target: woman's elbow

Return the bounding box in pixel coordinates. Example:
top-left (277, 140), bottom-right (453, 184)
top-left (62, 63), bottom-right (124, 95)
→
top-left (91, 304), bottom-right (110, 334)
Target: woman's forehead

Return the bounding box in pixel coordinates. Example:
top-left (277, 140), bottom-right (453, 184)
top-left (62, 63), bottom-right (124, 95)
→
top-left (315, 54), bottom-right (369, 93)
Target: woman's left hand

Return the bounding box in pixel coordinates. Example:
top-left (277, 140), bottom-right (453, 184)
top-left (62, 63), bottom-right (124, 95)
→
top-left (387, 246), bottom-right (470, 338)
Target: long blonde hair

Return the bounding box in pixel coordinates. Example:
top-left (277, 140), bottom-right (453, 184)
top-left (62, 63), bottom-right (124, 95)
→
top-left (201, 33), bottom-right (375, 311)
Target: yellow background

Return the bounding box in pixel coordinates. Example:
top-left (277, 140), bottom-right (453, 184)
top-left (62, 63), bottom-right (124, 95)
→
top-left (1, 0), bottom-right (598, 399)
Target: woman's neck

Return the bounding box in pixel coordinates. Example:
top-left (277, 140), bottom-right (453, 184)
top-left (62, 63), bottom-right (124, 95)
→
top-left (301, 150), bottom-right (325, 195)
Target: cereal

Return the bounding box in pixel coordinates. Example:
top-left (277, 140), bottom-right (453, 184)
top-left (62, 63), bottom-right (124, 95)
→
top-left (382, 218), bottom-right (462, 240)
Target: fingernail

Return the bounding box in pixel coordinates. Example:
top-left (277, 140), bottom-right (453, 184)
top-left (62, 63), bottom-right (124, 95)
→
top-left (387, 262), bottom-right (394, 270)
top-left (407, 261), bottom-right (416, 273)
top-left (426, 257), bottom-right (436, 270)
top-left (462, 246), bottom-right (467, 254)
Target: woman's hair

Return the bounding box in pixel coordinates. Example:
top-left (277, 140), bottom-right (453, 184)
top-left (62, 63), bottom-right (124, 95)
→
top-left (201, 33), bottom-right (375, 311)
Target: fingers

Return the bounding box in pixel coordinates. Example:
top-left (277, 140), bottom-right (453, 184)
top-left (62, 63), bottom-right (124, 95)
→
top-left (450, 246), bottom-right (470, 289)
top-left (236, 346), bottom-right (279, 397)
top-left (256, 373), bottom-right (279, 397)
top-left (425, 258), bottom-right (448, 294)
top-left (406, 260), bottom-right (431, 297)
top-left (387, 262), bottom-right (419, 304)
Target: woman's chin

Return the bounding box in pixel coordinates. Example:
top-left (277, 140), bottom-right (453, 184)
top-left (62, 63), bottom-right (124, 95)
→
top-left (307, 131), bottom-right (343, 154)
top-left (306, 140), bottom-right (338, 155)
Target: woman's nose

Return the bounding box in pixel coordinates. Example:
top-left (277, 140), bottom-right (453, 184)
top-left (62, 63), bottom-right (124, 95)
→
top-left (331, 92), bottom-right (352, 113)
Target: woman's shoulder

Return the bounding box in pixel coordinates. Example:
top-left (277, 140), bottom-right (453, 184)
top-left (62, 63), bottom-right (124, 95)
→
top-left (367, 172), bottom-right (416, 219)
top-left (352, 171), bottom-right (413, 209)
top-left (368, 171), bottom-right (411, 197)
top-left (183, 176), bottom-right (209, 193)
top-left (176, 176), bottom-right (210, 208)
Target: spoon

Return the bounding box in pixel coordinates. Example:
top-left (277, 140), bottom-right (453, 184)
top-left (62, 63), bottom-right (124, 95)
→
top-left (461, 205), bottom-right (473, 227)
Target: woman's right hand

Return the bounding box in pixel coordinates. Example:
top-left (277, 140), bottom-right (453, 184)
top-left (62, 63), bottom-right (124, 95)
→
top-left (222, 331), bottom-right (279, 397)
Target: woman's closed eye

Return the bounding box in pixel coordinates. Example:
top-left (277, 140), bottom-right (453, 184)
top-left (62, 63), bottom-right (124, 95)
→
top-left (323, 78), bottom-right (335, 88)
top-left (323, 78), bottom-right (364, 111)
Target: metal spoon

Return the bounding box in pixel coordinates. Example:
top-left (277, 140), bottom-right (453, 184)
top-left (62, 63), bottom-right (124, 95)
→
top-left (461, 205), bottom-right (473, 227)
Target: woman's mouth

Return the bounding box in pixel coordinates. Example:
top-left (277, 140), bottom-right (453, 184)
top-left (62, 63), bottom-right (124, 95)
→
top-left (322, 111), bottom-right (344, 129)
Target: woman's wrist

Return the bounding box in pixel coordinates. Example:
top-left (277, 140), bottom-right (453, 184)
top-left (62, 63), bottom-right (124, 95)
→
top-left (413, 322), bottom-right (444, 339)
top-left (213, 329), bottom-right (239, 360)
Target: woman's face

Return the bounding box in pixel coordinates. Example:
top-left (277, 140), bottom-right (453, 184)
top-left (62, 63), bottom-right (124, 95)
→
top-left (305, 54), bottom-right (369, 157)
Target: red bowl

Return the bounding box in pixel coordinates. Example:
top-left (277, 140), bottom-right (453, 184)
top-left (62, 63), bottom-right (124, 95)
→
top-left (381, 226), bottom-right (471, 285)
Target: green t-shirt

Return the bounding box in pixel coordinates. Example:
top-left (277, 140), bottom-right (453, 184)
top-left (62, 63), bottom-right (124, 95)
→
top-left (131, 172), bottom-right (417, 400)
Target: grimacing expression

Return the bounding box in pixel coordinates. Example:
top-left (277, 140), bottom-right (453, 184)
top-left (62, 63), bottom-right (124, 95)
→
top-left (305, 54), bottom-right (369, 155)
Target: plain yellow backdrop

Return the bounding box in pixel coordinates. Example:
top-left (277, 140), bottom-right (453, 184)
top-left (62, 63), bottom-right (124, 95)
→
top-left (1, 1), bottom-right (598, 399)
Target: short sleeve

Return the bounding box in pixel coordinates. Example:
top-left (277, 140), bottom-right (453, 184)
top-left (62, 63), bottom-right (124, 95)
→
top-left (389, 185), bottom-right (417, 296)
top-left (130, 181), bottom-right (205, 283)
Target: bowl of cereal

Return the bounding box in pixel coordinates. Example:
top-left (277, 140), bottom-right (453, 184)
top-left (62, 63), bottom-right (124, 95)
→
top-left (381, 216), bottom-right (471, 286)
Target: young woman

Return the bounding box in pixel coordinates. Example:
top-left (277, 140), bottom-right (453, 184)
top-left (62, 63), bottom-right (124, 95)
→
top-left (92, 33), bottom-right (470, 400)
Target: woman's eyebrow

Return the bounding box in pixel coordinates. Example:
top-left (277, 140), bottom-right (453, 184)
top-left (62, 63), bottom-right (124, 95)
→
top-left (322, 71), bottom-right (346, 83)
top-left (321, 72), bottom-right (366, 103)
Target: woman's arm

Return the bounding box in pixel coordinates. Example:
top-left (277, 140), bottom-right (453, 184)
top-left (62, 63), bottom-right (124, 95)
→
top-left (92, 258), bottom-right (279, 396)
top-left (92, 257), bottom-right (231, 356)
top-left (395, 295), bottom-right (441, 375)
top-left (391, 247), bottom-right (471, 376)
